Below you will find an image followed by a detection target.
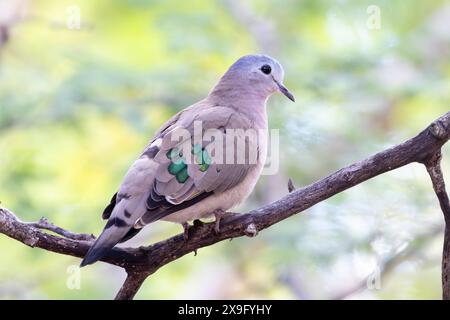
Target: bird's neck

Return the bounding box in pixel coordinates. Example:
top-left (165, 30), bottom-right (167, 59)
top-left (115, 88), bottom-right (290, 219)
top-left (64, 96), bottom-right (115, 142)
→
top-left (207, 78), bottom-right (269, 126)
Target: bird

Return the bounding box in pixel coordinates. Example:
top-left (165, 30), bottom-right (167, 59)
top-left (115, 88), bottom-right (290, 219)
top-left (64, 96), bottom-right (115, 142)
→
top-left (80, 54), bottom-right (295, 267)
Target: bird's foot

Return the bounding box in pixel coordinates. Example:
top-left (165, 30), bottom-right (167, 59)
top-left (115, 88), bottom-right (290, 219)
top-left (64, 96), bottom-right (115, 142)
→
top-left (182, 222), bottom-right (190, 241)
top-left (213, 209), bottom-right (227, 234)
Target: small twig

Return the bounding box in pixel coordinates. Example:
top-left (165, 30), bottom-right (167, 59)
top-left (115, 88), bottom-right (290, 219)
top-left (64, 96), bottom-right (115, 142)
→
top-left (26, 217), bottom-right (95, 241)
top-left (288, 178), bottom-right (296, 193)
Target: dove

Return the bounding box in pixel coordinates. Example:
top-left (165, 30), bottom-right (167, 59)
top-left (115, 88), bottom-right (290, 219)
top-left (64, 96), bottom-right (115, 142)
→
top-left (80, 54), bottom-right (295, 267)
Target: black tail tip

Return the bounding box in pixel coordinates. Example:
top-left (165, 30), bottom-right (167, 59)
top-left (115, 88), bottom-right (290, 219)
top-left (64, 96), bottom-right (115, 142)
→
top-left (80, 247), bottom-right (108, 267)
top-left (80, 255), bottom-right (96, 267)
top-left (79, 258), bottom-right (92, 268)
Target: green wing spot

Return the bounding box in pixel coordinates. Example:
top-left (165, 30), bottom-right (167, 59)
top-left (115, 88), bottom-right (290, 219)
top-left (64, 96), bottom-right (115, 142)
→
top-left (199, 163), bottom-right (209, 172)
top-left (167, 147), bottom-right (181, 159)
top-left (176, 168), bottom-right (189, 183)
top-left (166, 148), bottom-right (174, 160)
top-left (198, 149), bottom-right (210, 172)
top-left (167, 147), bottom-right (185, 164)
top-left (168, 161), bottom-right (186, 175)
top-left (202, 149), bottom-right (211, 164)
top-left (192, 143), bottom-right (202, 155)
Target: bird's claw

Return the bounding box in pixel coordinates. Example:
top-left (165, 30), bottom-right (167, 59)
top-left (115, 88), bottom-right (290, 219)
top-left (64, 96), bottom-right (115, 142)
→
top-left (213, 209), bottom-right (227, 234)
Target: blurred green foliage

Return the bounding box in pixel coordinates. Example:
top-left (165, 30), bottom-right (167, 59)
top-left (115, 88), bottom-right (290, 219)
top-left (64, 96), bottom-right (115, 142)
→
top-left (0, 0), bottom-right (449, 299)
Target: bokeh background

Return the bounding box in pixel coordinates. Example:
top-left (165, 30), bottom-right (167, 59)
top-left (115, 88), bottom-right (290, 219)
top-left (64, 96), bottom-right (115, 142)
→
top-left (0, 0), bottom-right (449, 299)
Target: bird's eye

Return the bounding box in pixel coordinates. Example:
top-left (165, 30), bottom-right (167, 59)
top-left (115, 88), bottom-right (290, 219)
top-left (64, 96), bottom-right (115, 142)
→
top-left (260, 64), bottom-right (271, 75)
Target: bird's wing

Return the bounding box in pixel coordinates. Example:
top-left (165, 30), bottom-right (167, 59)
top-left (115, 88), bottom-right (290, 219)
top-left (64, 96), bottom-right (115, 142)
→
top-left (137, 106), bottom-right (258, 225)
top-left (100, 99), bottom-right (205, 218)
top-left (82, 102), bottom-right (203, 266)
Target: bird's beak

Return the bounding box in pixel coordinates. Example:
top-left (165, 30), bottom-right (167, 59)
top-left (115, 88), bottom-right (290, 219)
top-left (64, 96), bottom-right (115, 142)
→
top-left (273, 77), bottom-right (295, 102)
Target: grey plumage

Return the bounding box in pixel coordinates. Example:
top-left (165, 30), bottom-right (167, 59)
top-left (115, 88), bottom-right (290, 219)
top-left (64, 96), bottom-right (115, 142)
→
top-left (80, 54), bottom-right (294, 267)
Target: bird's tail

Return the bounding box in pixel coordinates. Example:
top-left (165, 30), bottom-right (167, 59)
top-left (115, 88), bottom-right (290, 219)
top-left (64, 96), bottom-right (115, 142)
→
top-left (80, 197), bottom-right (145, 267)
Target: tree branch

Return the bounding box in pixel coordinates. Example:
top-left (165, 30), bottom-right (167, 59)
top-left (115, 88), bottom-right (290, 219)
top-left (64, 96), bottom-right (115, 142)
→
top-left (0, 111), bottom-right (449, 299)
top-left (26, 217), bottom-right (95, 241)
top-left (114, 271), bottom-right (150, 300)
top-left (424, 149), bottom-right (450, 299)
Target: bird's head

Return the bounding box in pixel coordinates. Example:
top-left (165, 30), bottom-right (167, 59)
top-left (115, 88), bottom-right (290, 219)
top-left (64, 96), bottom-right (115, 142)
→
top-left (211, 54), bottom-right (295, 103)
